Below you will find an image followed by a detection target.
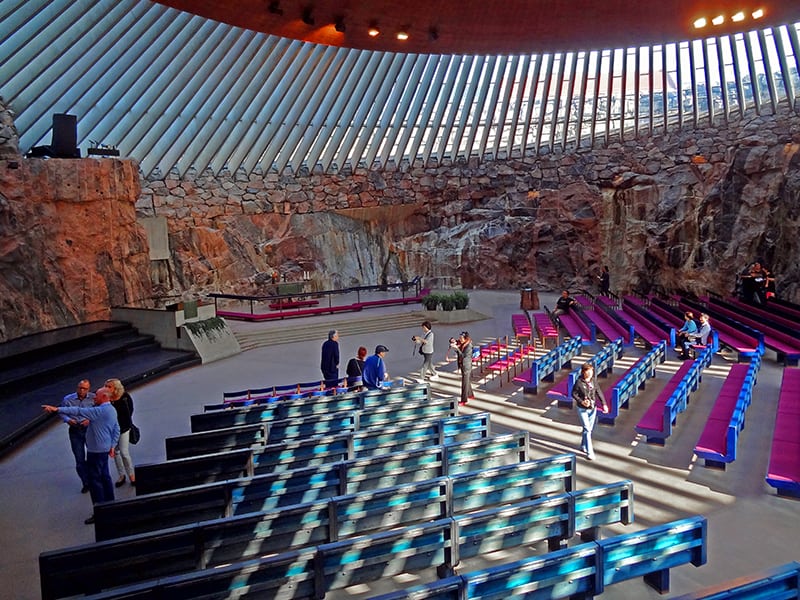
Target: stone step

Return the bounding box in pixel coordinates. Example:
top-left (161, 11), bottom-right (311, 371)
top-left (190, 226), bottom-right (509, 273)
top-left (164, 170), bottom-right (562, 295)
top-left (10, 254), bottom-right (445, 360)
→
top-left (234, 312), bottom-right (426, 351)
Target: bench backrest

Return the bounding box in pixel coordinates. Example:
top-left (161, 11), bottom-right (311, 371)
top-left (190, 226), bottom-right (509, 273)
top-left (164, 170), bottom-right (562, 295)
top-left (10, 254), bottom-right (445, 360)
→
top-left (670, 561), bottom-right (800, 599)
top-left (42, 456), bottom-right (583, 599)
top-left (170, 397), bottom-right (455, 459)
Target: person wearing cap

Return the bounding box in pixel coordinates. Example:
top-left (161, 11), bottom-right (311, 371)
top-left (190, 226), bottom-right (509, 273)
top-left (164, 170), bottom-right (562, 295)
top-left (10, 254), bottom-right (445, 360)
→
top-left (362, 345), bottom-right (389, 389)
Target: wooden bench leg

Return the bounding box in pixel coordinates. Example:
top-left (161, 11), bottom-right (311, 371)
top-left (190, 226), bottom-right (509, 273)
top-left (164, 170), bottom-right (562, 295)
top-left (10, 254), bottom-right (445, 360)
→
top-left (644, 568), bottom-right (670, 593)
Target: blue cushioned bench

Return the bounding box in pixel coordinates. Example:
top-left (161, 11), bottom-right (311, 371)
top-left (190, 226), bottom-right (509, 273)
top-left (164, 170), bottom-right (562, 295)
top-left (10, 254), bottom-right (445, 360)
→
top-left (707, 296), bottom-right (800, 365)
top-left (72, 480), bottom-right (642, 600)
top-left (214, 381), bottom-right (429, 413)
top-left (600, 340), bottom-right (665, 425)
top-left (694, 355), bottom-right (761, 469)
top-left (634, 345), bottom-right (713, 445)
top-left (672, 561), bottom-right (800, 599)
top-left (513, 335), bottom-right (582, 394)
top-left (95, 431), bottom-right (532, 540)
top-left (583, 304), bottom-right (636, 345)
top-left (138, 413), bottom-right (492, 495)
top-left (545, 337), bottom-right (623, 408)
top-left (766, 368), bottom-right (800, 498)
top-left (169, 396), bottom-right (457, 459)
top-left (652, 296), bottom-right (763, 362)
top-left (557, 305), bottom-right (597, 345)
top-left (363, 516), bottom-right (706, 600)
top-left (622, 295), bottom-right (675, 348)
top-left (41, 454), bottom-right (580, 599)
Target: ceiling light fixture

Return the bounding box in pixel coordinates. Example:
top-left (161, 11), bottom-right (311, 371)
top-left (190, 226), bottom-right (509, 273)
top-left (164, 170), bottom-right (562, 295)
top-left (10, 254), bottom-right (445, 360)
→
top-left (334, 16), bottom-right (346, 32)
top-left (301, 6), bottom-right (314, 25)
top-left (693, 17), bottom-right (707, 29)
top-left (267, 0), bottom-right (283, 15)
top-left (712, 15), bottom-right (724, 26)
top-left (752, 8), bottom-right (764, 19)
top-left (731, 11), bottom-right (745, 22)
top-left (396, 29), bottom-right (409, 41)
top-left (367, 22), bottom-right (380, 37)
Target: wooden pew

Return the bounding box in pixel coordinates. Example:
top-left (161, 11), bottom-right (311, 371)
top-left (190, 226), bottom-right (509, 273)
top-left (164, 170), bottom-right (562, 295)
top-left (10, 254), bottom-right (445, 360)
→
top-left (41, 455), bottom-right (576, 599)
top-left (365, 515), bottom-right (706, 600)
top-left (672, 561), bottom-right (800, 599)
top-left (694, 357), bottom-right (761, 469)
top-left (635, 346), bottom-right (712, 445)
top-left (201, 383), bottom-right (431, 425)
top-left (139, 413), bottom-right (491, 495)
top-left (168, 396), bottom-right (457, 460)
top-left (597, 515), bottom-right (707, 594)
top-left (766, 368), bottom-right (800, 498)
top-left (94, 431), bottom-right (530, 540)
top-left (513, 335), bottom-right (582, 394)
top-left (600, 340), bottom-right (665, 425)
top-left (545, 337), bottom-right (623, 408)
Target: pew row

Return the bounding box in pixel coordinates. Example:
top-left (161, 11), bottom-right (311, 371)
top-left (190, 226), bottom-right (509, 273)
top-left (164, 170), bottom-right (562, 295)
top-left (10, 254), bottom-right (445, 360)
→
top-left (672, 561), bottom-right (800, 599)
top-left (693, 355), bottom-right (761, 469)
top-left (137, 412), bottom-right (491, 495)
top-left (95, 432), bottom-right (531, 540)
top-left (634, 345), bottom-right (713, 445)
top-left (545, 338), bottom-right (623, 408)
top-left (77, 513), bottom-right (705, 600)
top-left (169, 396), bottom-right (457, 459)
top-left (766, 368), bottom-right (800, 498)
top-left (512, 335), bottom-right (582, 394)
top-left (209, 382), bottom-right (430, 417)
top-left (599, 340), bottom-right (665, 425)
top-left (40, 455), bottom-right (584, 599)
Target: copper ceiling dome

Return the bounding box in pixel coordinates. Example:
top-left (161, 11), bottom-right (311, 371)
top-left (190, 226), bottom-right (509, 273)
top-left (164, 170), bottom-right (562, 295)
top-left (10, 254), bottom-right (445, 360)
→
top-left (156, 1), bottom-right (800, 55)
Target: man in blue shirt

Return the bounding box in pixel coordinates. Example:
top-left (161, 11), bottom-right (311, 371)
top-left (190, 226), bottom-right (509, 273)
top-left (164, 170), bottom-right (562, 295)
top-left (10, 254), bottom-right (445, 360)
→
top-left (43, 387), bottom-right (120, 524)
top-left (362, 345), bottom-right (389, 389)
top-left (60, 379), bottom-right (95, 494)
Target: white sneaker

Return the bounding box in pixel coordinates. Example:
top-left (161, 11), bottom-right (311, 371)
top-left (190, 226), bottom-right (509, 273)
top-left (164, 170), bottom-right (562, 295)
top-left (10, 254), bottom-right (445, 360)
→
top-left (587, 452), bottom-right (596, 461)
top-left (430, 373), bottom-right (440, 381)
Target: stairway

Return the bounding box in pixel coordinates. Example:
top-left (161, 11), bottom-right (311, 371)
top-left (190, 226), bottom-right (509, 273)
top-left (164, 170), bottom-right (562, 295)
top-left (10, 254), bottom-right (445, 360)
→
top-left (234, 311), bottom-right (427, 351)
top-left (0, 321), bottom-right (200, 456)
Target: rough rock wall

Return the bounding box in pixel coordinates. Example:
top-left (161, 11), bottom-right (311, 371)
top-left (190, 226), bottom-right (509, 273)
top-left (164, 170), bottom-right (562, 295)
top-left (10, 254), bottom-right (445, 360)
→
top-left (2, 103), bottom-right (799, 342)
top-left (138, 107), bottom-right (800, 303)
top-left (0, 153), bottom-right (152, 342)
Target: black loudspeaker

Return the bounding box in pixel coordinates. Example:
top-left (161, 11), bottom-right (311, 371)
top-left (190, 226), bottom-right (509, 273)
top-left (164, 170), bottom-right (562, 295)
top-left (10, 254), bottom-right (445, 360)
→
top-left (51, 113), bottom-right (80, 158)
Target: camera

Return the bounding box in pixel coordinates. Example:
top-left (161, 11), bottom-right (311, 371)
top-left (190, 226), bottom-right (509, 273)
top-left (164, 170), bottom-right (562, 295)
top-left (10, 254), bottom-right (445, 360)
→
top-left (411, 336), bottom-right (419, 342)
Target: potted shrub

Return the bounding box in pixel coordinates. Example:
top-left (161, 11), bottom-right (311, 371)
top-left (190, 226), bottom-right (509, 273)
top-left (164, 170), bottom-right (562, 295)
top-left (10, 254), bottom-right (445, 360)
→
top-left (453, 291), bottom-right (470, 310)
top-left (440, 294), bottom-right (455, 311)
top-left (421, 293), bottom-right (440, 310)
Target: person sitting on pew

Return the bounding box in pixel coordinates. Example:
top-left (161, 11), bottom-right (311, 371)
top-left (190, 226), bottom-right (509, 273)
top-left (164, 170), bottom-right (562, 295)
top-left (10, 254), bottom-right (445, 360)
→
top-left (675, 311), bottom-right (698, 355)
top-left (553, 290), bottom-right (577, 319)
top-left (679, 313), bottom-right (711, 360)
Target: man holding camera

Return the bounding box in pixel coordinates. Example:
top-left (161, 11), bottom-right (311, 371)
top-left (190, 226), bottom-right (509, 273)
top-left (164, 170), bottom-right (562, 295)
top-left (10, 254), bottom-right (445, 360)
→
top-left (412, 321), bottom-right (439, 383)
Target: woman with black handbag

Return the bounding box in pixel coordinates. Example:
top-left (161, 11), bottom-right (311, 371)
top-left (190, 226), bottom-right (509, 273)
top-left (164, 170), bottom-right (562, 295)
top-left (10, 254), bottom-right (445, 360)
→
top-left (571, 363), bottom-right (606, 461)
top-left (105, 378), bottom-right (137, 487)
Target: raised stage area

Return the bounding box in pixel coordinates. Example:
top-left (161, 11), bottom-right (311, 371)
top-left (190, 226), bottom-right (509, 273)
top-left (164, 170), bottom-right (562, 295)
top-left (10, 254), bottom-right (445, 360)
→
top-left (0, 321), bottom-right (200, 456)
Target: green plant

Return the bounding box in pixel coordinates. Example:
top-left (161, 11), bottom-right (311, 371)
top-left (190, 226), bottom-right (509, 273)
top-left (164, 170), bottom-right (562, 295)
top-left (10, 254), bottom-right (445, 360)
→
top-left (421, 293), bottom-right (440, 310)
top-left (440, 295), bottom-right (455, 311)
top-left (452, 291), bottom-right (470, 310)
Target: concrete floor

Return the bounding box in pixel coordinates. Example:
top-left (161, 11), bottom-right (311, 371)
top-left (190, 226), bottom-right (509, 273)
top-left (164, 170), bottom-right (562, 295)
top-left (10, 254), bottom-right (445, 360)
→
top-left (0, 290), bottom-right (797, 599)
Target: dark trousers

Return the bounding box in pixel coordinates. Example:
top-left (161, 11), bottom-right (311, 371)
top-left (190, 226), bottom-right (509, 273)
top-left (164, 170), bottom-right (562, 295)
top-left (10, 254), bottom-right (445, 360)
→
top-left (86, 451), bottom-right (115, 506)
top-left (68, 426), bottom-right (88, 487)
top-left (322, 370), bottom-right (339, 388)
